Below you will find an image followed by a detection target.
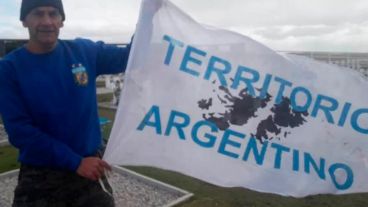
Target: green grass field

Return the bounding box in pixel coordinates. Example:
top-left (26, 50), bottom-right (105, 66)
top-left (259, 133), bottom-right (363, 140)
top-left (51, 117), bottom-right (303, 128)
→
top-left (97, 106), bottom-right (368, 206)
top-left (1, 96), bottom-right (367, 206)
top-left (129, 166), bottom-right (368, 207)
top-left (96, 80), bottom-right (106, 88)
top-left (97, 93), bottom-right (114, 103)
top-left (1, 144), bottom-right (368, 207)
top-left (0, 146), bottom-right (19, 173)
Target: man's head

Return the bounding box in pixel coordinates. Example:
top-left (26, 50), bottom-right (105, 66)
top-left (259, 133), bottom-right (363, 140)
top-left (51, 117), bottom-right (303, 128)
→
top-left (20, 0), bottom-right (65, 53)
top-left (20, 0), bottom-right (65, 21)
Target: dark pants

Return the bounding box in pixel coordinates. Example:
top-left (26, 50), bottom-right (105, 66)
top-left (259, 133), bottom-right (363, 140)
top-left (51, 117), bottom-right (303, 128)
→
top-left (12, 165), bottom-right (114, 207)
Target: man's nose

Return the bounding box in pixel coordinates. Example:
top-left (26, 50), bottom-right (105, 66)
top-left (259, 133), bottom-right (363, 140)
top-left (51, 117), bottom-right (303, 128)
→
top-left (40, 15), bottom-right (53, 25)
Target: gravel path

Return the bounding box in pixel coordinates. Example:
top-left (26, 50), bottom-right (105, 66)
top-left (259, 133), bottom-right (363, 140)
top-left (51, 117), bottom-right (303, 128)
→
top-left (98, 102), bottom-right (118, 110)
top-left (0, 169), bottom-right (186, 207)
top-left (110, 171), bottom-right (185, 207)
top-left (0, 172), bottom-right (16, 207)
top-left (0, 125), bottom-right (8, 143)
top-left (0, 126), bottom-right (188, 206)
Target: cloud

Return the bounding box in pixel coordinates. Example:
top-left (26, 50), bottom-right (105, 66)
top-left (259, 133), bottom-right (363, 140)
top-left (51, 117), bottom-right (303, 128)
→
top-left (250, 25), bottom-right (337, 40)
top-left (1, 0), bottom-right (368, 52)
top-left (173, 0), bottom-right (368, 27)
top-left (0, 0), bottom-right (140, 41)
top-left (228, 21), bottom-right (368, 52)
top-left (60, 0), bottom-right (140, 42)
top-left (172, 0), bottom-right (368, 52)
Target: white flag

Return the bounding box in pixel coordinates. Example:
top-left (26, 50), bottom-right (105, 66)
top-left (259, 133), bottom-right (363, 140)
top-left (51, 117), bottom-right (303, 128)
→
top-left (104, 0), bottom-right (368, 197)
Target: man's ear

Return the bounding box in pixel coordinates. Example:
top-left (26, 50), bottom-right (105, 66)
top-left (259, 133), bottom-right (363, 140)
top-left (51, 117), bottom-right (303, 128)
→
top-left (61, 21), bottom-right (64, 28)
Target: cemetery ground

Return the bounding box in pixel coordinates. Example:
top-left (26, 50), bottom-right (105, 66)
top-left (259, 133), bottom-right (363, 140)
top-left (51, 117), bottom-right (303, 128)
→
top-left (1, 91), bottom-right (368, 207)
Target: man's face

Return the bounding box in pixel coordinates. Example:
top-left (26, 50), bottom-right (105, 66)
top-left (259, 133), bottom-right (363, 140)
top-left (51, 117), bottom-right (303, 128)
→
top-left (22, 6), bottom-right (64, 48)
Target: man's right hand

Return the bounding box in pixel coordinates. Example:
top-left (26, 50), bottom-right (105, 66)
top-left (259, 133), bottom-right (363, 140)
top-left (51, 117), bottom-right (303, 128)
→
top-left (76, 157), bottom-right (112, 181)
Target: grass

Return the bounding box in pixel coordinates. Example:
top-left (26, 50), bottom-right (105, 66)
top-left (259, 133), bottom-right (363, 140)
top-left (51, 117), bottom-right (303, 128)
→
top-left (0, 145), bottom-right (19, 174)
top-left (1, 94), bottom-right (368, 206)
top-left (96, 80), bottom-right (106, 88)
top-left (97, 104), bottom-right (368, 207)
top-left (1, 143), bottom-right (368, 206)
top-left (128, 166), bottom-right (368, 207)
top-left (0, 107), bottom-right (116, 174)
top-left (97, 93), bottom-right (113, 103)
top-left (98, 107), bottom-right (117, 141)
top-left (97, 103), bottom-right (368, 207)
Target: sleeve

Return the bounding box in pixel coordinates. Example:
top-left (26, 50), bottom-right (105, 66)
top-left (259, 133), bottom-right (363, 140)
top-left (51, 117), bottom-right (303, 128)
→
top-left (0, 62), bottom-right (82, 171)
top-left (95, 38), bottom-right (132, 76)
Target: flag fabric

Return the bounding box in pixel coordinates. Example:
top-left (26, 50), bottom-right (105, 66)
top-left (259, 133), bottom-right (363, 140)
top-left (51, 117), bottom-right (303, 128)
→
top-left (103, 0), bottom-right (368, 197)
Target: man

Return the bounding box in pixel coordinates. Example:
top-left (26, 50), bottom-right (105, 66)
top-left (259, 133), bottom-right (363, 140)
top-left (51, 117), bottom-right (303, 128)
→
top-left (0, 0), bottom-right (131, 206)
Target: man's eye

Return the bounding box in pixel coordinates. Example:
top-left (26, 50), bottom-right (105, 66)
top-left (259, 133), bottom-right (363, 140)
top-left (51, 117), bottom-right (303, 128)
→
top-left (33, 12), bottom-right (44, 17)
top-left (49, 12), bottom-right (60, 18)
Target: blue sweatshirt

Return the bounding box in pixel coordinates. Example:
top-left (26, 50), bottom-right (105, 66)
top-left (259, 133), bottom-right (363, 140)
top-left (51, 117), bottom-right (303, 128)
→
top-left (0, 38), bottom-right (130, 171)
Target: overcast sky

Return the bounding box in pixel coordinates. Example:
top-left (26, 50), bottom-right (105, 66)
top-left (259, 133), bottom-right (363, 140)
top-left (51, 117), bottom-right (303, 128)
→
top-left (1, 0), bottom-right (368, 52)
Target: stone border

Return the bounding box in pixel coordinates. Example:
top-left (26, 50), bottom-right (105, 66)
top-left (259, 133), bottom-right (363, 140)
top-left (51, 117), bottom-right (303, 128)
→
top-left (0, 124), bottom-right (9, 147)
top-left (0, 166), bottom-right (193, 207)
top-left (0, 140), bottom-right (9, 147)
top-left (98, 102), bottom-right (118, 110)
top-left (112, 166), bottom-right (193, 207)
top-left (0, 169), bottom-right (18, 180)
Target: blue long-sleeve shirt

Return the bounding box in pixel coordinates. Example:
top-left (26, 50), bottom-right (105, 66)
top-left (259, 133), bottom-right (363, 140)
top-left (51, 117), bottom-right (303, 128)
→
top-left (0, 38), bottom-right (130, 171)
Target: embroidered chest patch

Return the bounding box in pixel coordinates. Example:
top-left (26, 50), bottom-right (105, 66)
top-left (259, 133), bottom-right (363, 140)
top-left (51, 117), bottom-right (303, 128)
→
top-left (71, 64), bottom-right (89, 86)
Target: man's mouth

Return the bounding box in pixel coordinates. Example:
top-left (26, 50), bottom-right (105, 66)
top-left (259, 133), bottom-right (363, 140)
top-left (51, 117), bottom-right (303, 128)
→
top-left (39, 30), bottom-right (55, 33)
